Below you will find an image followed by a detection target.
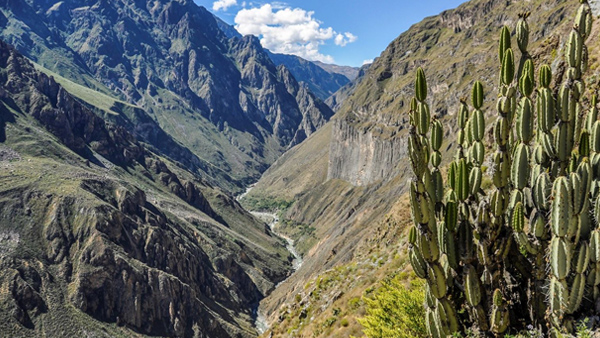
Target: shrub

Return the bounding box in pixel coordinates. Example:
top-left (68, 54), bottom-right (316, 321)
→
top-left (358, 278), bottom-right (426, 338)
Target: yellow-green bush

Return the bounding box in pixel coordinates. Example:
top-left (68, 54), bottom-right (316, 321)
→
top-left (358, 278), bottom-right (426, 338)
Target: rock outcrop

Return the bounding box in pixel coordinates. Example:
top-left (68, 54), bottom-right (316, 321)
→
top-left (327, 118), bottom-right (407, 186)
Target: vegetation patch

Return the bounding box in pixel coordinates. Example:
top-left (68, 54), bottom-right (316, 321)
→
top-left (241, 195), bottom-right (294, 212)
top-left (359, 278), bottom-right (426, 338)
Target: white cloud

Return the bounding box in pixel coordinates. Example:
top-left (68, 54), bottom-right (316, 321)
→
top-left (234, 4), bottom-right (356, 63)
top-left (362, 59), bottom-right (373, 65)
top-left (270, 1), bottom-right (289, 10)
top-left (334, 32), bottom-right (357, 47)
top-left (213, 0), bottom-right (237, 11)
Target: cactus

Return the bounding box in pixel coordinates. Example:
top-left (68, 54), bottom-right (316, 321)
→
top-left (408, 66), bottom-right (463, 336)
top-left (407, 1), bottom-right (599, 336)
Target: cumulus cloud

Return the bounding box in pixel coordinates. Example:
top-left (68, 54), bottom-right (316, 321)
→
top-left (334, 32), bottom-right (357, 47)
top-left (362, 59), bottom-right (374, 65)
top-left (213, 0), bottom-right (237, 11)
top-left (234, 4), bottom-right (356, 63)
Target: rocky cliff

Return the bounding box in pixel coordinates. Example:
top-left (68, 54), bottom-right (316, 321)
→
top-left (327, 115), bottom-right (407, 186)
top-left (327, 0), bottom-right (588, 187)
top-left (0, 39), bottom-right (292, 338)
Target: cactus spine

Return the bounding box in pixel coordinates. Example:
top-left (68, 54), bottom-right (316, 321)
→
top-left (407, 1), bottom-right (599, 336)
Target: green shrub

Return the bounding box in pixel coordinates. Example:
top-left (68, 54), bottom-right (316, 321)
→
top-left (358, 278), bottom-right (426, 338)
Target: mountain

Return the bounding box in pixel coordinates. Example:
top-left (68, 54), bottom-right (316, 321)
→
top-left (0, 39), bottom-right (293, 337)
top-left (0, 0), bottom-right (334, 193)
top-left (209, 15), bottom-right (351, 102)
top-left (268, 52), bottom-right (351, 102)
top-left (213, 14), bottom-right (242, 39)
top-left (324, 63), bottom-right (371, 112)
top-left (244, 0), bottom-right (600, 335)
top-left (0, 0), bottom-right (340, 336)
top-left (312, 61), bottom-right (360, 81)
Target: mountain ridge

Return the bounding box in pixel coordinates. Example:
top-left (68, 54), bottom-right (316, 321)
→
top-left (210, 12), bottom-right (354, 103)
top-left (0, 38), bottom-right (294, 337)
top-left (313, 60), bottom-right (360, 81)
top-left (0, 0), bottom-right (334, 192)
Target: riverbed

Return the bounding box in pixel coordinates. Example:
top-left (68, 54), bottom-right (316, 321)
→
top-left (251, 211), bottom-right (303, 272)
top-left (237, 186), bottom-right (303, 334)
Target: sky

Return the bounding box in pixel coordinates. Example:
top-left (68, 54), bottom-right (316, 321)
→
top-left (194, 0), bottom-right (466, 67)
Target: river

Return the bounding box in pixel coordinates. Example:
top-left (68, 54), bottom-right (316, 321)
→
top-left (237, 186), bottom-right (303, 334)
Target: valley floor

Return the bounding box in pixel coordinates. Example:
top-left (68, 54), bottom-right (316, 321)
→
top-left (250, 211), bottom-right (304, 334)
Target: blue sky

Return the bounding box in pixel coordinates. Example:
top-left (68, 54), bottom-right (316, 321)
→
top-left (194, 0), bottom-right (466, 67)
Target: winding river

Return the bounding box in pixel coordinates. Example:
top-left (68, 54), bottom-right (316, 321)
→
top-left (237, 186), bottom-right (303, 334)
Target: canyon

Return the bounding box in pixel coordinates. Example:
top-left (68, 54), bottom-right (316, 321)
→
top-left (0, 0), bottom-right (599, 337)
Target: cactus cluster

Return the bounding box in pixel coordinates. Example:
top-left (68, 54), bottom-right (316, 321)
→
top-left (407, 1), bottom-right (598, 336)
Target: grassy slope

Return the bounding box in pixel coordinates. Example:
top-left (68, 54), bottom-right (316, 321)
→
top-left (262, 197), bottom-right (414, 338)
top-left (243, 122), bottom-right (332, 207)
top-left (29, 62), bottom-right (247, 193)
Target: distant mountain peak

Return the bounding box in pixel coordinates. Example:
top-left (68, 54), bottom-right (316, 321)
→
top-left (312, 61), bottom-right (360, 81)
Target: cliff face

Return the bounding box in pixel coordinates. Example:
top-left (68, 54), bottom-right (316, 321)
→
top-left (327, 0), bottom-right (584, 188)
top-left (327, 118), bottom-right (407, 186)
top-left (0, 39), bottom-right (292, 338)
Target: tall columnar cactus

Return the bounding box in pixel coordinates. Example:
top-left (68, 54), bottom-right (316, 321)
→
top-left (408, 68), bottom-right (460, 338)
top-left (407, 1), bottom-right (598, 336)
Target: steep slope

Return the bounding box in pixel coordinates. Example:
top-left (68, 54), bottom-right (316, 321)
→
top-left (213, 14), bottom-right (242, 39)
top-left (0, 39), bottom-right (292, 338)
top-left (276, 65), bottom-right (335, 146)
top-left (246, 0), bottom-right (600, 335)
top-left (268, 52), bottom-right (351, 101)
top-left (0, 0), bottom-right (334, 192)
top-left (210, 16), bottom-right (349, 103)
top-left (324, 63), bottom-right (370, 112)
